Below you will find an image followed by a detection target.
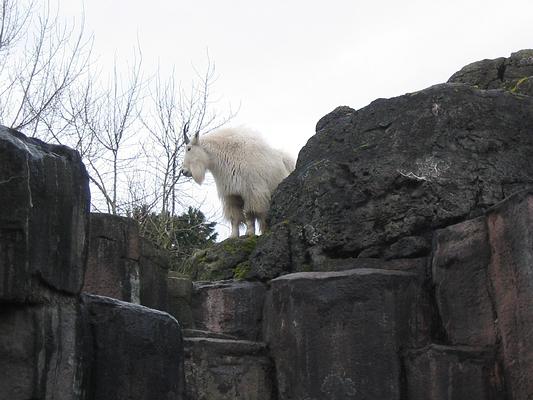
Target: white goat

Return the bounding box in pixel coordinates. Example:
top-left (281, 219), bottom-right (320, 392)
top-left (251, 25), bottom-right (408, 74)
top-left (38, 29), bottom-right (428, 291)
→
top-left (181, 125), bottom-right (295, 238)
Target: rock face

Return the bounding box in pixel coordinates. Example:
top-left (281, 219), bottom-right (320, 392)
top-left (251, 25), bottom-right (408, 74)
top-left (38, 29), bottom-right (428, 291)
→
top-left (83, 213), bottom-right (170, 312)
top-left (264, 268), bottom-right (430, 400)
top-left (83, 213), bottom-right (141, 303)
top-left (0, 126), bottom-right (90, 302)
top-left (432, 217), bottom-right (497, 346)
top-left (430, 190), bottom-right (533, 399)
top-left (404, 345), bottom-right (503, 400)
top-left (256, 81), bottom-right (533, 276)
top-left (449, 49), bottom-right (533, 96)
top-left (0, 301), bottom-right (84, 400)
top-left (139, 237), bottom-right (170, 311)
top-left (192, 280), bottom-right (267, 341)
top-left (486, 191), bottom-right (533, 400)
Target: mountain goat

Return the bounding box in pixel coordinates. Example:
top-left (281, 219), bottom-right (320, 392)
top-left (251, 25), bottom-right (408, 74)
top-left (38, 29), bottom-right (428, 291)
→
top-left (181, 125), bottom-right (295, 238)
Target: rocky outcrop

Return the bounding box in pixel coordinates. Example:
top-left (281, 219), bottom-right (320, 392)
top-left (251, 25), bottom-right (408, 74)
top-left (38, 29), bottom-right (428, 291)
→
top-left (449, 49), bottom-right (533, 96)
top-left (255, 82), bottom-right (533, 276)
top-left (0, 126), bottom-right (185, 400)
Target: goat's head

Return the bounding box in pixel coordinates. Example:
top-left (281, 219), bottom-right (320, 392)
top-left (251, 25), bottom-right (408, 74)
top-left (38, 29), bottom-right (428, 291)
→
top-left (181, 123), bottom-right (209, 185)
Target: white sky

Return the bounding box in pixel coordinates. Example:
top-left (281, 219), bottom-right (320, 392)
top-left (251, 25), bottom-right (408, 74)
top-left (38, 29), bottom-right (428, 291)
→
top-left (59, 0), bottom-right (533, 238)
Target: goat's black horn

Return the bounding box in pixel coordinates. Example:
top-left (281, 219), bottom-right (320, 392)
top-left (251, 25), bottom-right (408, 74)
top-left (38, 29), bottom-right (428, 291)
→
top-left (183, 122), bottom-right (190, 144)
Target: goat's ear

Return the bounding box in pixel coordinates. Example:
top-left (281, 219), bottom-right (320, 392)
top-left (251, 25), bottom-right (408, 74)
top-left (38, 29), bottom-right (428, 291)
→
top-left (191, 131), bottom-right (200, 145)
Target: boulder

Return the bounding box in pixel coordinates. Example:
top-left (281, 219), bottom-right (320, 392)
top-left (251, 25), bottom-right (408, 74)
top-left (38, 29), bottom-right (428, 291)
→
top-left (184, 337), bottom-right (274, 400)
top-left (432, 217), bottom-right (496, 346)
top-left (264, 268), bottom-right (430, 400)
top-left (192, 280), bottom-right (267, 340)
top-left (259, 83), bottom-right (533, 273)
top-left (82, 213), bottom-right (140, 303)
top-left (0, 126), bottom-right (90, 302)
top-left (449, 49), bottom-right (533, 96)
top-left (82, 294), bottom-right (186, 400)
top-left (486, 190), bottom-right (533, 400)
top-left (404, 344), bottom-right (504, 400)
top-left (0, 301), bottom-right (84, 400)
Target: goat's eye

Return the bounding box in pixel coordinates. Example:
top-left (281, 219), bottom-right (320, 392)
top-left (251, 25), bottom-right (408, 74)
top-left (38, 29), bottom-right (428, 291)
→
top-left (187, 147), bottom-right (191, 151)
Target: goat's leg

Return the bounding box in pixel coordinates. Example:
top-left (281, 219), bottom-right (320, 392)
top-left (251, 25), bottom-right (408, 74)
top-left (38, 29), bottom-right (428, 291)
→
top-left (224, 195), bottom-right (245, 238)
top-left (230, 218), bottom-right (241, 238)
top-left (245, 214), bottom-right (256, 236)
top-left (258, 214), bottom-right (268, 235)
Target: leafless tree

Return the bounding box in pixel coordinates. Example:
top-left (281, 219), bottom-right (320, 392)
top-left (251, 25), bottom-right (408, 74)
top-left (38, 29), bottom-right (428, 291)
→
top-left (0, 0), bottom-right (92, 138)
top-left (141, 57), bottom-right (236, 217)
top-left (76, 53), bottom-right (145, 215)
top-left (0, 0), bottom-right (231, 230)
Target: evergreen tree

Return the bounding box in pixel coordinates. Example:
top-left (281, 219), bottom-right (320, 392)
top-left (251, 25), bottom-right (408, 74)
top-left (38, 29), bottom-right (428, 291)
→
top-left (132, 206), bottom-right (217, 271)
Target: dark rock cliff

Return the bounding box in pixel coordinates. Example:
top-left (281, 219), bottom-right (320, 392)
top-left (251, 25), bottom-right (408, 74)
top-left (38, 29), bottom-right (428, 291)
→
top-left (0, 126), bottom-right (185, 400)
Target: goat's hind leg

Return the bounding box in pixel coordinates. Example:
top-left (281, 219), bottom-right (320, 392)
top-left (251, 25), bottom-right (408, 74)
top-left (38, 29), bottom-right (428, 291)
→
top-left (224, 195), bottom-right (245, 238)
top-left (258, 214), bottom-right (268, 235)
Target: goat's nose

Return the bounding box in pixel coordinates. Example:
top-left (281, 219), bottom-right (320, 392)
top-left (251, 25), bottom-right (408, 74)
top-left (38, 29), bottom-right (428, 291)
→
top-left (181, 169), bottom-right (191, 177)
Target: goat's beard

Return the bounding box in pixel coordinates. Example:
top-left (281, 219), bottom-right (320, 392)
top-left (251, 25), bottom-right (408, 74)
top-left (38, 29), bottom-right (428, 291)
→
top-left (190, 163), bottom-right (206, 185)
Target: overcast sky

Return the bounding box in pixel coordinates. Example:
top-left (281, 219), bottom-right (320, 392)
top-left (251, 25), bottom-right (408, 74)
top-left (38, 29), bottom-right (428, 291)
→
top-left (60, 0), bottom-right (533, 238)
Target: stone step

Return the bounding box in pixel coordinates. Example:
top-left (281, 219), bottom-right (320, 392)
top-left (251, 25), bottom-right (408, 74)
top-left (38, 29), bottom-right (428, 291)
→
top-left (184, 337), bottom-right (275, 400)
top-left (183, 328), bottom-right (238, 340)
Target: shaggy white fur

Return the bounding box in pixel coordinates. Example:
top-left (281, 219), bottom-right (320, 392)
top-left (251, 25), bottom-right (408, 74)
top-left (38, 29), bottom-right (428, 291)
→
top-left (181, 126), bottom-right (295, 238)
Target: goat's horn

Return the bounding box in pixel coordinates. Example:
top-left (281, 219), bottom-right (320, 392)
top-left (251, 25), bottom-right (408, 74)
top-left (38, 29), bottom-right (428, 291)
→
top-left (183, 122), bottom-right (190, 144)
